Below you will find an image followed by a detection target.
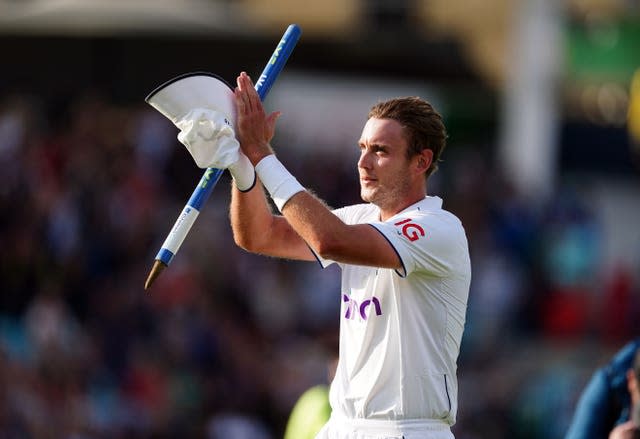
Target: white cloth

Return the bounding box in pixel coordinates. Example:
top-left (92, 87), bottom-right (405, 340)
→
top-left (255, 155), bottom-right (305, 211)
top-left (176, 108), bottom-right (241, 169)
top-left (315, 415), bottom-right (454, 439)
top-left (312, 196), bottom-right (471, 426)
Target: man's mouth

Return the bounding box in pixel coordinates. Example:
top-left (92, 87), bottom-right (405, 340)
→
top-left (360, 176), bottom-right (376, 183)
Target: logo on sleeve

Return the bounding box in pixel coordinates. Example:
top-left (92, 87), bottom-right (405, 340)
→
top-left (394, 218), bottom-right (425, 242)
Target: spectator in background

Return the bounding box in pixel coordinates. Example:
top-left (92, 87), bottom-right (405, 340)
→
top-left (283, 354), bottom-right (337, 439)
top-left (565, 339), bottom-right (640, 439)
top-left (283, 384), bottom-right (331, 439)
top-left (609, 357), bottom-right (640, 439)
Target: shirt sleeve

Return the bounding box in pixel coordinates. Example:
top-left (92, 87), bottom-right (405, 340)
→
top-left (309, 244), bottom-right (334, 269)
top-left (369, 213), bottom-right (463, 278)
top-left (563, 368), bottom-right (615, 439)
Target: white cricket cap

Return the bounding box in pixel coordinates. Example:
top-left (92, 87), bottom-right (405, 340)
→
top-left (145, 72), bottom-right (236, 127)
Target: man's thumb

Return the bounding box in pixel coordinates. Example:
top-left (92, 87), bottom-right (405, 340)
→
top-left (267, 111), bottom-right (282, 125)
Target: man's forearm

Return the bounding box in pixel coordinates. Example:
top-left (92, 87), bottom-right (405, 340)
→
top-left (230, 180), bottom-right (316, 261)
top-left (279, 191), bottom-right (399, 269)
top-left (251, 156), bottom-right (401, 268)
top-left (230, 181), bottom-right (274, 252)
top-left (280, 191), bottom-right (341, 256)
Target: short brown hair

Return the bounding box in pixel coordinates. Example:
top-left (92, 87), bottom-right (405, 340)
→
top-left (368, 97), bottom-right (447, 177)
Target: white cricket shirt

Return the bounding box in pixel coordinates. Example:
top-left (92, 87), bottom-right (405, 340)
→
top-left (314, 196), bottom-right (470, 425)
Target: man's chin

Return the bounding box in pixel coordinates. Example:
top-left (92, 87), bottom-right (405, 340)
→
top-left (360, 189), bottom-right (375, 203)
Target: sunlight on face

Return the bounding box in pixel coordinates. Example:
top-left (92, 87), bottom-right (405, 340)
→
top-left (357, 118), bottom-right (412, 210)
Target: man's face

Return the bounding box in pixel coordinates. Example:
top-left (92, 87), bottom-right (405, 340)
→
top-left (357, 117), bottom-right (413, 209)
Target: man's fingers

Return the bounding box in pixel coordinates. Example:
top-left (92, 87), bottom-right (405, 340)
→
top-left (235, 87), bottom-right (252, 116)
top-left (236, 72), bottom-right (259, 114)
top-left (236, 73), bottom-right (247, 102)
top-left (267, 111), bottom-right (282, 126)
top-left (265, 111), bottom-right (281, 140)
top-left (241, 73), bottom-right (261, 114)
top-left (234, 88), bottom-right (248, 116)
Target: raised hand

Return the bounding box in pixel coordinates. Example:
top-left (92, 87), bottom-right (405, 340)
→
top-left (234, 71), bottom-right (281, 165)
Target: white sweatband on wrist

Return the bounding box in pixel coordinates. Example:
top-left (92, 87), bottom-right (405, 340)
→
top-left (255, 155), bottom-right (304, 212)
top-left (228, 153), bottom-right (256, 192)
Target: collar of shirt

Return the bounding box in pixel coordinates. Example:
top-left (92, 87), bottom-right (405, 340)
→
top-left (386, 196), bottom-right (443, 220)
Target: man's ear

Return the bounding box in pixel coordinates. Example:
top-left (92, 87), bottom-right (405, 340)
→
top-left (416, 149), bottom-right (434, 174)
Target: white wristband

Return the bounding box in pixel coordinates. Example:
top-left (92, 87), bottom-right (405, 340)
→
top-left (255, 155), bottom-right (304, 211)
top-left (228, 153), bottom-right (256, 192)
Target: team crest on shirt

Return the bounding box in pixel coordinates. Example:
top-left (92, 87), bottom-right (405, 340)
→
top-left (342, 294), bottom-right (382, 321)
top-left (394, 218), bottom-right (425, 242)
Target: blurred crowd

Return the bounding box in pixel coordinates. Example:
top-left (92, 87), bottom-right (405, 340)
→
top-left (0, 88), bottom-right (639, 439)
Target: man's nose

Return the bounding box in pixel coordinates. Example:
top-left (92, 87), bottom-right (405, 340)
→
top-left (358, 150), bottom-right (372, 169)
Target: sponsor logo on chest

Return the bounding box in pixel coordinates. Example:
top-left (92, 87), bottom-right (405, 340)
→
top-left (342, 294), bottom-right (383, 321)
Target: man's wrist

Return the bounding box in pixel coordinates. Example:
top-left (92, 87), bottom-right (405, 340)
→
top-left (244, 143), bottom-right (274, 166)
top-left (228, 153), bottom-right (256, 192)
top-left (255, 155), bottom-right (304, 212)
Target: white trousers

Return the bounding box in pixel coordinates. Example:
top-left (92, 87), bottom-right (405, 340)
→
top-left (314, 416), bottom-right (454, 439)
